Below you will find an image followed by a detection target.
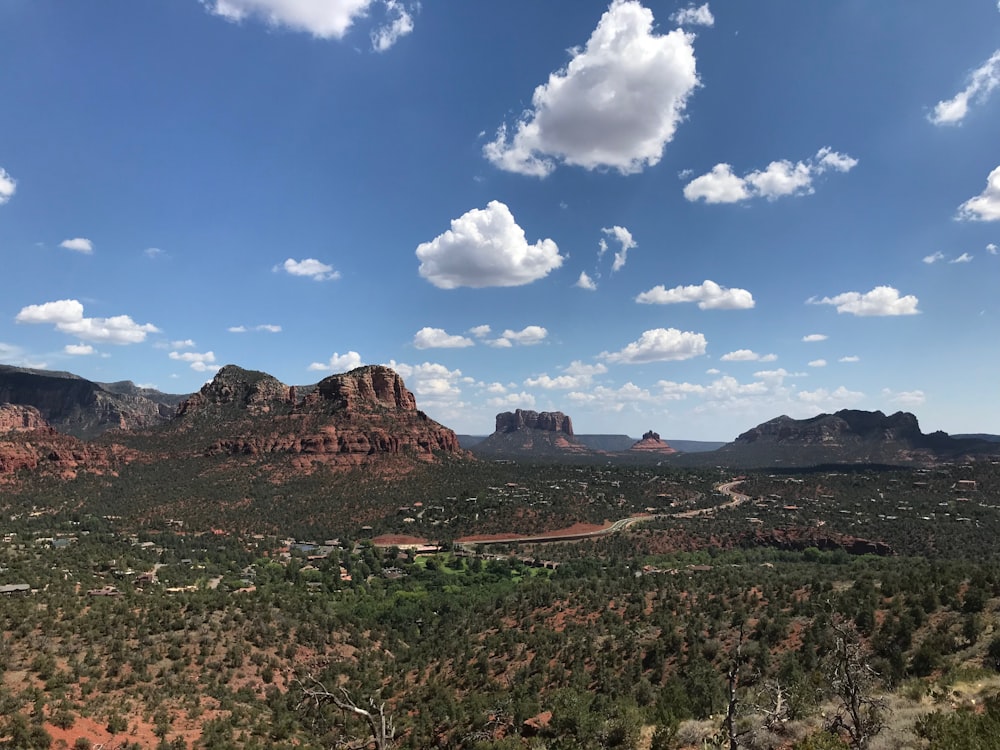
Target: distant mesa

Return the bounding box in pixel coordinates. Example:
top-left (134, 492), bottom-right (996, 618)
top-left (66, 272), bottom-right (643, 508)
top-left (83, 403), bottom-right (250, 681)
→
top-left (629, 430), bottom-right (677, 455)
top-left (693, 409), bottom-right (1000, 468)
top-left (472, 409), bottom-right (589, 459)
top-left (496, 409), bottom-right (573, 436)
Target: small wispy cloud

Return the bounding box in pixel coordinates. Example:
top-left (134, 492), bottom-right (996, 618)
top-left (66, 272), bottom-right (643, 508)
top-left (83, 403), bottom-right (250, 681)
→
top-left (274, 258), bottom-right (340, 281)
top-left (929, 50), bottom-right (1000, 125)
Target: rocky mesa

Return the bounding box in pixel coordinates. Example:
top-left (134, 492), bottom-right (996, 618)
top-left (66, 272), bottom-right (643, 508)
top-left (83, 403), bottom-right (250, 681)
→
top-left (175, 364), bottom-right (465, 471)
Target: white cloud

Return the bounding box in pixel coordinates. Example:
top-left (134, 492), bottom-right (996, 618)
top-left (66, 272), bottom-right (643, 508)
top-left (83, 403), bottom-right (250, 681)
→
top-left (797, 386), bottom-right (865, 409)
top-left (950, 252), bottom-right (973, 264)
top-left (144, 247), bottom-right (163, 259)
top-left (684, 147), bottom-right (857, 204)
top-left (388, 361), bottom-right (464, 400)
top-left (929, 50), bottom-right (1000, 125)
top-left (0, 167), bottom-right (16, 204)
top-left (171, 339), bottom-right (196, 349)
top-left (815, 147), bottom-right (859, 173)
top-left (275, 257), bottom-right (340, 281)
top-left (602, 226), bottom-right (637, 272)
top-left (64, 344), bottom-right (95, 356)
top-left (308, 351), bottom-right (364, 372)
top-left (229, 324), bottom-right (282, 333)
top-left (746, 159), bottom-right (814, 199)
top-left (169, 350), bottom-right (215, 363)
top-left (202, 0), bottom-right (374, 39)
top-left (958, 166), bottom-right (1000, 221)
top-left (371, 0), bottom-right (414, 51)
top-left (500, 326), bottom-right (548, 346)
top-left (987, 243), bottom-right (998, 255)
top-left (575, 271), bottom-right (597, 290)
top-left (720, 349), bottom-right (776, 362)
top-left (808, 359), bottom-right (827, 368)
top-left (923, 251), bottom-right (945, 264)
top-left (670, 3), bottom-right (714, 27)
top-left (468, 325), bottom-right (492, 338)
top-left (565, 360), bottom-right (608, 379)
top-left (484, 0), bottom-right (699, 176)
top-left (568, 382), bottom-right (654, 410)
top-left (601, 327), bottom-right (707, 364)
top-left (416, 201), bottom-right (562, 288)
top-left (802, 333), bottom-right (828, 342)
top-left (413, 327), bottom-right (474, 350)
top-left (16, 299), bottom-right (159, 344)
top-left (636, 280), bottom-right (754, 309)
top-left (60, 238), bottom-right (94, 254)
top-left (169, 350), bottom-right (219, 372)
top-left (881, 388), bottom-right (926, 407)
top-left (810, 286), bottom-right (920, 316)
top-left (839, 355), bottom-right (860, 363)
top-left (525, 360), bottom-right (607, 390)
top-left (680, 163), bottom-right (749, 203)
top-left (485, 337), bottom-right (513, 349)
top-left (488, 392), bottom-right (537, 410)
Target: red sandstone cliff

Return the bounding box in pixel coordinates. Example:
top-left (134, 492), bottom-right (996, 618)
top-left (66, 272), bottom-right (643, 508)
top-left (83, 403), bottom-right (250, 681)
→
top-left (176, 365), bottom-right (465, 471)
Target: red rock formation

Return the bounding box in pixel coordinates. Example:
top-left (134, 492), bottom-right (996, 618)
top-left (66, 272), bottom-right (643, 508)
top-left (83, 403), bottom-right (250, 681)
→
top-left (495, 410), bottom-right (574, 435)
top-left (629, 430), bottom-right (677, 455)
top-left (184, 365), bottom-right (465, 471)
top-left (0, 404), bottom-right (48, 432)
top-left (0, 408), bottom-right (134, 482)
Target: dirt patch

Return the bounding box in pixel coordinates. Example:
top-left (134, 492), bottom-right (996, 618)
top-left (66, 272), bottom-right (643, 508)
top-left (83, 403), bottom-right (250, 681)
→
top-left (371, 534), bottom-right (429, 547)
top-left (457, 520), bottom-right (612, 543)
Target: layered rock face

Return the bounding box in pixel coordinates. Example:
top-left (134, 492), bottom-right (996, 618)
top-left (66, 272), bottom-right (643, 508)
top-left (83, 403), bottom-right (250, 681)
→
top-left (705, 409), bottom-right (999, 467)
top-left (496, 410), bottom-right (574, 435)
top-left (176, 365), bottom-right (292, 417)
top-left (733, 410), bottom-right (924, 447)
top-left (0, 404), bottom-right (47, 432)
top-left (472, 410), bottom-right (589, 458)
top-left (178, 365), bottom-right (464, 470)
top-left (0, 366), bottom-right (183, 437)
top-left (308, 366), bottom-right (418, 413)
top-left (0, 404), bottom-right (132, 481)
top-left (630, 430), bottom-right (677, 455)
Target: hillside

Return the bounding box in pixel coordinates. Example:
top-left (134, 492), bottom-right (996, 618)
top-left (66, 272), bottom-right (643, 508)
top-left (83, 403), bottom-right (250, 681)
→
top-left (680, 409), bottom-right (1000, 468)
top-left (0, 364), bottom-right (184, 438)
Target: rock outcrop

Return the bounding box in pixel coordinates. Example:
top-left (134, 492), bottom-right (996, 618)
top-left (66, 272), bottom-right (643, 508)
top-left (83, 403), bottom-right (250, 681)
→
top-left (176, 365), bottom-right (464, 471)
top-left (176, 365), bottom-right (292, 417)
top-left (698, 409), bottom-right (1000, 468)
top-left (0, 404), bottom-right (47, 432)
top-left (472, 410), bottom-right (591, 459)
top-left (0, 365), bottom-right (185, 437)
top-left (0, 404), bottom-right (133, 482)
top-left (495, 410), bottom-right (574, 436)
top-left (629, 430), bottom-right (677, 455)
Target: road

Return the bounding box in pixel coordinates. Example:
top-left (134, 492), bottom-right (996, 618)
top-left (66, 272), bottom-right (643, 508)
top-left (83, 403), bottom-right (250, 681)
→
top-left (458, 480), bottom-right (748, 547)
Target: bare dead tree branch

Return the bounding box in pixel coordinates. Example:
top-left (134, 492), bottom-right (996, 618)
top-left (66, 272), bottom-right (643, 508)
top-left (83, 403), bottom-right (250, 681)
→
top-left (296, 675), bottom-right (396, 750)
top-left (825, 620), bottom-right (887, 750)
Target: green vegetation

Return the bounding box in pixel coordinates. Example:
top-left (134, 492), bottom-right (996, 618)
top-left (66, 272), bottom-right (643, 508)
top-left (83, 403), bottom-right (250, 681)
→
top-left (2, 460), bottom-right (1000, 747)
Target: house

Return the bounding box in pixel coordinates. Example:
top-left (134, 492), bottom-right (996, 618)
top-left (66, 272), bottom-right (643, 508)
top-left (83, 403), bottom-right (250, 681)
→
top-left (0, 583), bottom-right (30, 596)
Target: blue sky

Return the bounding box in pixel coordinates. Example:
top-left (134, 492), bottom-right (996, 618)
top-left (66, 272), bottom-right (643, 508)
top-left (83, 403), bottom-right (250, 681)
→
top-left (2, 1), bottom-right (999, 440)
